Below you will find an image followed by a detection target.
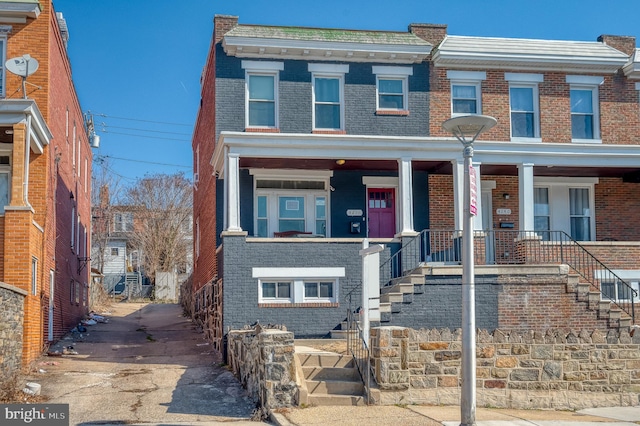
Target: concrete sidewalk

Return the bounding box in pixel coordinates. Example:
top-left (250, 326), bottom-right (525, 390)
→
top-left (272, 404), bottom-right (640, 425)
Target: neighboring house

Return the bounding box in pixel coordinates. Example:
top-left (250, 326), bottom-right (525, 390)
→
top-left (192, 16), bottom-right (640, 347)
top-left (0, 0), bottom-right (92, 367)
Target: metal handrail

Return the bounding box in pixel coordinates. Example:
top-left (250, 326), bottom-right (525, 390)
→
top-left (379, 229), bottom-right (636, 324)
top-left (345, 288), bottom-right (371, 405)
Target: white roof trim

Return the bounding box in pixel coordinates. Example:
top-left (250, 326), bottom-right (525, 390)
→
top-left (505, 72), bottom-right (544, 83)
top-left (0, 99), bottom-right (51, 154)
top-left (249, 168), bottom-right (333, 179)
top-left (224, 36), bottom-right (431, 64)
top-left (212, 131), bottom-right (640, 176)
top-left (372, 65), bottom-right (413, 76)
top-left (566, 75), bottom-right (604, 85)
top-left (625, 50), bottom-right (640, 79)
top-left (434, 35), bottom-right (629, 74)
top-left (241, 60), bottom-right (284, 71)
top-left (253, 267), bottom-right (345, 278)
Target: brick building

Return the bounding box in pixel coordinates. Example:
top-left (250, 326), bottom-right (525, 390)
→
top-left (191, 16), bottom-right (640, 347)
top-left (0, 0), bottom-right (92, 367)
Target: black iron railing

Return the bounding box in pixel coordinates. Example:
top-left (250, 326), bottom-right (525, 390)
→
top-left (345, 287), bottom-right (371, 404)
top-left (379, 229), bottom-right (636, 324)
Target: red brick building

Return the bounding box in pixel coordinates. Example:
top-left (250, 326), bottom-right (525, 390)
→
top-left (0, 0), bottom-right (92, 367)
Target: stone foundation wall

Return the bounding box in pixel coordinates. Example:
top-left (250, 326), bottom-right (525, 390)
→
top-left (0, 283), bottom-right (26, 378)
top-left (370, 326), bottom-right (640, 409)
top-left (227, 327), bottom-right (297, 410)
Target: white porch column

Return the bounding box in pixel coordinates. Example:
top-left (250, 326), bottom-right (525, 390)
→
top-left (397, 157), bottom-right (416, 236)
top-left (452, 159), bottom-right (464, 230)
top-left (226, 152), bottom-right (242, 232)
top-left (518, 163), bottom-right (535, 232)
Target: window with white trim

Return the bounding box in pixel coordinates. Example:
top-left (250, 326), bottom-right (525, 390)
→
top-left (310, 64), bottom-right (348, 131)
top-left (252, 170), bottom-right (331, 237)
top-left (506, 73), bottom-right (542, 140)
top-left (599, 270), bottom-right (640, 303)
top-left (534, 178), bottom-right (596, 241)
top-left (242, 60), bottom-right (283, 129)
top-left (567, 75), bottom-right (602, 142)
top-left (373, 66), bottom-right (412, 112)
top-left (0, 37), bottom-right (6, 97)
top-left (0, 155), bottom-right (10, 214)
top-left (254, 267), bottom-right (344, 305)
top-left (31, 257), bottom-right (37, 295)
top-left (448, 71), bottom-right (486, 116)
top-left (113, 212), bottom-right (134, 232)
top-left (70, 206), bottom-right (75, 250)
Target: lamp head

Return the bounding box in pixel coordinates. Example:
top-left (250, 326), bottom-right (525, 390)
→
top-left (442, 115), bottom-right (497, 144)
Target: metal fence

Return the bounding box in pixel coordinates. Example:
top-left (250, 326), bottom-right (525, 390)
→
top-left (345, 287), bottom-right (371, 404)
top-left (379, 229), bottom-right (636, 323)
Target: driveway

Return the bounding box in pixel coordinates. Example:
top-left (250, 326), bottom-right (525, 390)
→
top-left (28, 302), bottom-right (265, 425)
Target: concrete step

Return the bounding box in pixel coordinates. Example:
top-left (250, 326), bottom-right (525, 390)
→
top-left (619, 317), bottom-right (632, 328)
top-left (588, 291), bottom-right (601, 308)
top-left (609, 309), bottom-right (622, 321)
top-left (576, 282), bottom-right (590, 299)
top-left (307, 394), bottom-right (366, 406)
top-left (566, 274), bottom-right (581, 292)
top-left (598, 300), bottom-right (611, 313)
top-left (380, 292), bottom-right (403, 303)
top-left (305, 379), bottom-right (364, 395)
top-left (297, 353), bottom-right (353, 368)
top-left (381, 282), bottom-right (415, 295)
top-left (379, 302), bottom-right (391, 313)
top-left (303, 366), bottom-right (360, 381)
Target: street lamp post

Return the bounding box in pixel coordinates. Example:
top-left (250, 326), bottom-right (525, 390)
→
top-left (442, 115), bottom-right (497, 426)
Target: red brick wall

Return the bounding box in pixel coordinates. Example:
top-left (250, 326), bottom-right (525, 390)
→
top-left (192, 15), bottom-right (238, 292)
top-left (595, 178), bottom-right (640, 240)
top-left (429, 68), bottom-right (640, 145)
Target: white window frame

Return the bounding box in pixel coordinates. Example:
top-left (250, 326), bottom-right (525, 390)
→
top-left (534, 177), bottom-right (597, 241)
top-left (254, 267), bottom-right (344, 304)
top-left (447, 70), bottom-right (486, 117)
top-left (310, 63), bottom-right (348, 131)
top-left (506, 73), bottom-right (543, 142)
top-left (259, 280), bottom-right (294, 303)
top-left (372, 66), bottom-right (412, 112)
top-left (597, 270), bottom-right (640, 303)
top-left (250, 169), bottom-right (332, 237)
top-left (31, 256), bottom-right (37, 295)
top-left (113, 212), bottom-right (134, 232)
top-left (0, 156), bottom-right (10, 214)
top-left (303, 280), bottom-right (336, 303)
top-left (195, 216), bottom-right (200, 258)
top-left (242, 60), bottom-right (283, 130)
top-left (567, 75), bottom-right (603, 143)
top-left (70, 206), bottom-right (75, 250)
top-left (0, 37), bottom-right (6, 98)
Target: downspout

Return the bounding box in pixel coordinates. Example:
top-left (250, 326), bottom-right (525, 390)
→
top-left (23, 113), bottom-right (31, 207)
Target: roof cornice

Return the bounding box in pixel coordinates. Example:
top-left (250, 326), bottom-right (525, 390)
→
top-left (223, 36), bottom-right (432, 64)
top-left (623, 49), bottom-right (640, 79)
top-left (433, 36), bottom-right (630, 74)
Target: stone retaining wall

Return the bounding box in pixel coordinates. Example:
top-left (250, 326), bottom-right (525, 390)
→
top-left (0, 283), bottom-right (26, 378)
top-left (227, 327), bottom-right (297, 410)
top-left (370, 326), bottom-right (640, 409)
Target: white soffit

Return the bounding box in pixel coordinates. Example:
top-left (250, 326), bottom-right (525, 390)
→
top-left (623, 49), bottom-right (640, 79)
top-left (433, 35), bottom-right (630, 73)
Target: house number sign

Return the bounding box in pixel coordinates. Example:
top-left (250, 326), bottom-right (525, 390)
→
top-left (347, 209), bottom-right (363, 217)
top-left (496, 208), bottom-right (511, 215)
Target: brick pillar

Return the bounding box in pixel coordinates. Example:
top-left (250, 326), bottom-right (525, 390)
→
top-left (10, 122), bottom-right (26, 207)
top-left (514, 234), bottom-right (542, 264)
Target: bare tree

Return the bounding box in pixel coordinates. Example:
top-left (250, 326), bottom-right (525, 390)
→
top-left (124, 172), bottom-right (193, 283)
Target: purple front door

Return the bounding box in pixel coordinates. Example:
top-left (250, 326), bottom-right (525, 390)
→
top-left (367, 188), bottom-right (396, 238)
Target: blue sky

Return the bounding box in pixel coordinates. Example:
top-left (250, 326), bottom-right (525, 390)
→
top-left (52, 0), bottom-right (640, 184)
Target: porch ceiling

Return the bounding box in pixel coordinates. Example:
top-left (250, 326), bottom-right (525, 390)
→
top-left (239, 158), bottom-right (640, 179)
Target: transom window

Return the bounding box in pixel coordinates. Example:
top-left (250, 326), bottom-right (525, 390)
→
top-left (242, 60), bottom-right (284, 129)
top-left (447, 71), bottom-right (486, 117)
top-left (567, 75), bottom-right (602, 142)
top-left (310, 64), bottom-right (348, 131)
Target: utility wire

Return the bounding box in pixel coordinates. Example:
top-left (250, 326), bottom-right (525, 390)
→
top-left (99, 130), bottom-right (190, 142)
top-left (97, 154), bottom-right (191, 169)
top-left (97, 123), bottom-right (192, 136)
top-left (91, 112), bottom-right (192, 127)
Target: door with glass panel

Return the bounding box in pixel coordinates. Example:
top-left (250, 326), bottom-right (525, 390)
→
top-left (367, 188), bottom-right (396, 238)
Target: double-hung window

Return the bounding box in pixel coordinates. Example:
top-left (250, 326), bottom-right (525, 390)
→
top-left (534, 178), bottom-right (596, 241)
top-left (506, 73), bottom-right (542, 140)
top-left (0, 37), bottom-right (5, 97)
top-left (372, 66), bottom-right (412, 113)
top-left (310, 64), bottom-right (348, 131)
top-left (567, 75), bottom-right (602, 142)
top-left (242, 60), bottom-right (284, 130)
top-left (447, 71), bottom-right (486, 116)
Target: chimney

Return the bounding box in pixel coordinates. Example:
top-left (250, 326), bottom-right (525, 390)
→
top-left (56, 12), bottom-right (69, 48)
top-left (598, 34), bottom-right (636, 56)
top-left (99, 184), bottom-right (110, 208)
top-left (214, 15), bottom-right (239, 44)
top-left (409, 23), bottom-right (447, 47)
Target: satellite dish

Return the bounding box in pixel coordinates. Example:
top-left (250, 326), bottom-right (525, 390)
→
top-left (6, 55), bottom-right (39, 77)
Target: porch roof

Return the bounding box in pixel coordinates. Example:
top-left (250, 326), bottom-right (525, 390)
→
top-left (213, 131), bottom-right (640, 179)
